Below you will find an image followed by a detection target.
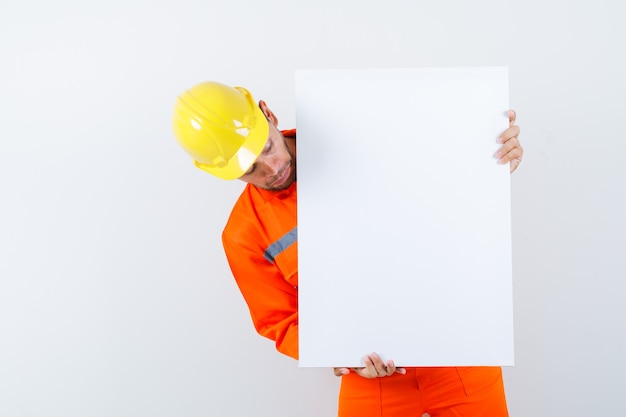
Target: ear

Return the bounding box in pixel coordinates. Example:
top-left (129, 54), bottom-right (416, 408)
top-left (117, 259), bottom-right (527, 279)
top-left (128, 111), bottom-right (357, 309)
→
top-left (259, 100), bottom-right (279, 127)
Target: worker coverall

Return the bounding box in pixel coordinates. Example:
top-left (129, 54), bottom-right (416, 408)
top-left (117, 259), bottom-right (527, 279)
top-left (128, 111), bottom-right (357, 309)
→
top-left (221, 130), bottom-right (509, 417)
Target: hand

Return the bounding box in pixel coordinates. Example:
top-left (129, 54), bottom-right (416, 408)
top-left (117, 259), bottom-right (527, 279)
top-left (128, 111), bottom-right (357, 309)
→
top-left (333, 352), bottom-right (406, 378)
top-left (495, 110), bottom-right (523, 173)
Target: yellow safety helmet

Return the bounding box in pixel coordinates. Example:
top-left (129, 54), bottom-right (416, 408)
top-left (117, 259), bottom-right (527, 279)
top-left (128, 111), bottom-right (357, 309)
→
top-left (172, 81), bottom-right (269, 180)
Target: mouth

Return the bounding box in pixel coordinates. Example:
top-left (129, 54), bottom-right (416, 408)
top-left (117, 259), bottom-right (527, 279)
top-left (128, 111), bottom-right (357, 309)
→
top-left (270, 164), bottom-right (292, 188)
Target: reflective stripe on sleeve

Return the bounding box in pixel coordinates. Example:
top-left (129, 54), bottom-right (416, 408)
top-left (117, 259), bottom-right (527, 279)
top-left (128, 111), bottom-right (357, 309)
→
top-left (264, 227), bottom-right (298, 264)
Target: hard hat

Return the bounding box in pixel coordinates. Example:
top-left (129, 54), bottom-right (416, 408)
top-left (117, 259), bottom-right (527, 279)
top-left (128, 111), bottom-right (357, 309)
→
top-left (172, 81), bottom-right (269, 180)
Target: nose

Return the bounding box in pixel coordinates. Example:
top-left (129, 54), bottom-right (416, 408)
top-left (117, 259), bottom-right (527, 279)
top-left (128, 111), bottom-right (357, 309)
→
top-left (257, 156), bottom-right (281, 177)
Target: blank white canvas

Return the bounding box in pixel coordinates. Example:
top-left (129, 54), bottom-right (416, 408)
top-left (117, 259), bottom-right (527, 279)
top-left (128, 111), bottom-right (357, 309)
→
top-left (296, 67), bottom-right (513, 368)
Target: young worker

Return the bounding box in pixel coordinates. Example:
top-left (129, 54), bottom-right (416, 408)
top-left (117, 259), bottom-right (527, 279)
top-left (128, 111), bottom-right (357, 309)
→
top-left (172, 81), bottom-right (523, 417)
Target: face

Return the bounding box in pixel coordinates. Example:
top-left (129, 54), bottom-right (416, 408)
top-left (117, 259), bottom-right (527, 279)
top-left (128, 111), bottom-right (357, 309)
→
top-left (239, 122), bottom-right (296, 191)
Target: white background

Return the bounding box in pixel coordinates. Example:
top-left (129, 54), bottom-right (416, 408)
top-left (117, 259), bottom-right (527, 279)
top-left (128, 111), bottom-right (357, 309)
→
top-left (0, 1), bottom-right (624, 416)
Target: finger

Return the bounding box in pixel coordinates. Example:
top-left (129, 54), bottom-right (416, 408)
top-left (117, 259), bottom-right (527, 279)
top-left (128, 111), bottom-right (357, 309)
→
top-left (498, 125), bottom-right (520, 143)
top-left (495, 137), bottom-right (521, 160)
top-left (510, 157), bottom-right (522, 173)
top-left (333, 367), bottom-right (350, 377)
top-left (369, 353), bottom-right (389, 376)
top-left (497, 144), bottom-right (524, 165)
top-left (362, 355), bottom-right (378, 378)
top-left (384, 360), bottom-right (398, 376)
top-left (384, 360), bottom-right (407, 376)
top-left (508, 109), bottom-right (517, 127)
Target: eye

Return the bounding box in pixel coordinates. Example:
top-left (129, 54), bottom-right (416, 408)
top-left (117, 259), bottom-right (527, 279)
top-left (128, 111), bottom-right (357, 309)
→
top-left (243, 163), bottom-right (256, 176)
top-left (243, 136), bottom-right (272, 177)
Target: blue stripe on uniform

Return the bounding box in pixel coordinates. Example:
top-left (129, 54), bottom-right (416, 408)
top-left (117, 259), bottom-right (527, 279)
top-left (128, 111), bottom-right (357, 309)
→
top-left (264, 227), bottom-right (298, 264)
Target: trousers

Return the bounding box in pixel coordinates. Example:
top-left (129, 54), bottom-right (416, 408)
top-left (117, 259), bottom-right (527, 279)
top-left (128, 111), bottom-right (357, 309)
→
top-left (338, 366), bottom-right (508, 417)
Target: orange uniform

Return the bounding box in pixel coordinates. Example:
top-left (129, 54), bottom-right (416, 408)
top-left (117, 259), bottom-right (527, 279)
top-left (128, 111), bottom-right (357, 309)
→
top-left (222, 130), bottom-right (299, 359)
top-left (222, 130), bottom-right (509, 416)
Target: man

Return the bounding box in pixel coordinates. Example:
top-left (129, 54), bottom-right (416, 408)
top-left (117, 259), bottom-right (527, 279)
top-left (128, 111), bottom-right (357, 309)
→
top-left (173, 81), bottom-right (523, 417)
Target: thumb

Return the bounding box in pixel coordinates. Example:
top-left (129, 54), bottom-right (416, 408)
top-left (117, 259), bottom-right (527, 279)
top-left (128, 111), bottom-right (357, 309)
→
top-left (507, 110), bottom-right (517, 127)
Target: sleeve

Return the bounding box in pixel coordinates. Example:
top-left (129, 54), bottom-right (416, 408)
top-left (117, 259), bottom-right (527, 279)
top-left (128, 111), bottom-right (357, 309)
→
top-left (222, 231), bottom-right (299, 360)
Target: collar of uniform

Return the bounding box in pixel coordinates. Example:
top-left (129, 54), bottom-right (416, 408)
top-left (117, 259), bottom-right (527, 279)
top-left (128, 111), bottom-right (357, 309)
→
top-left (251, 180), bottom-right (297, 202)
top-left (281, 128), bottom-right (296, 139)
